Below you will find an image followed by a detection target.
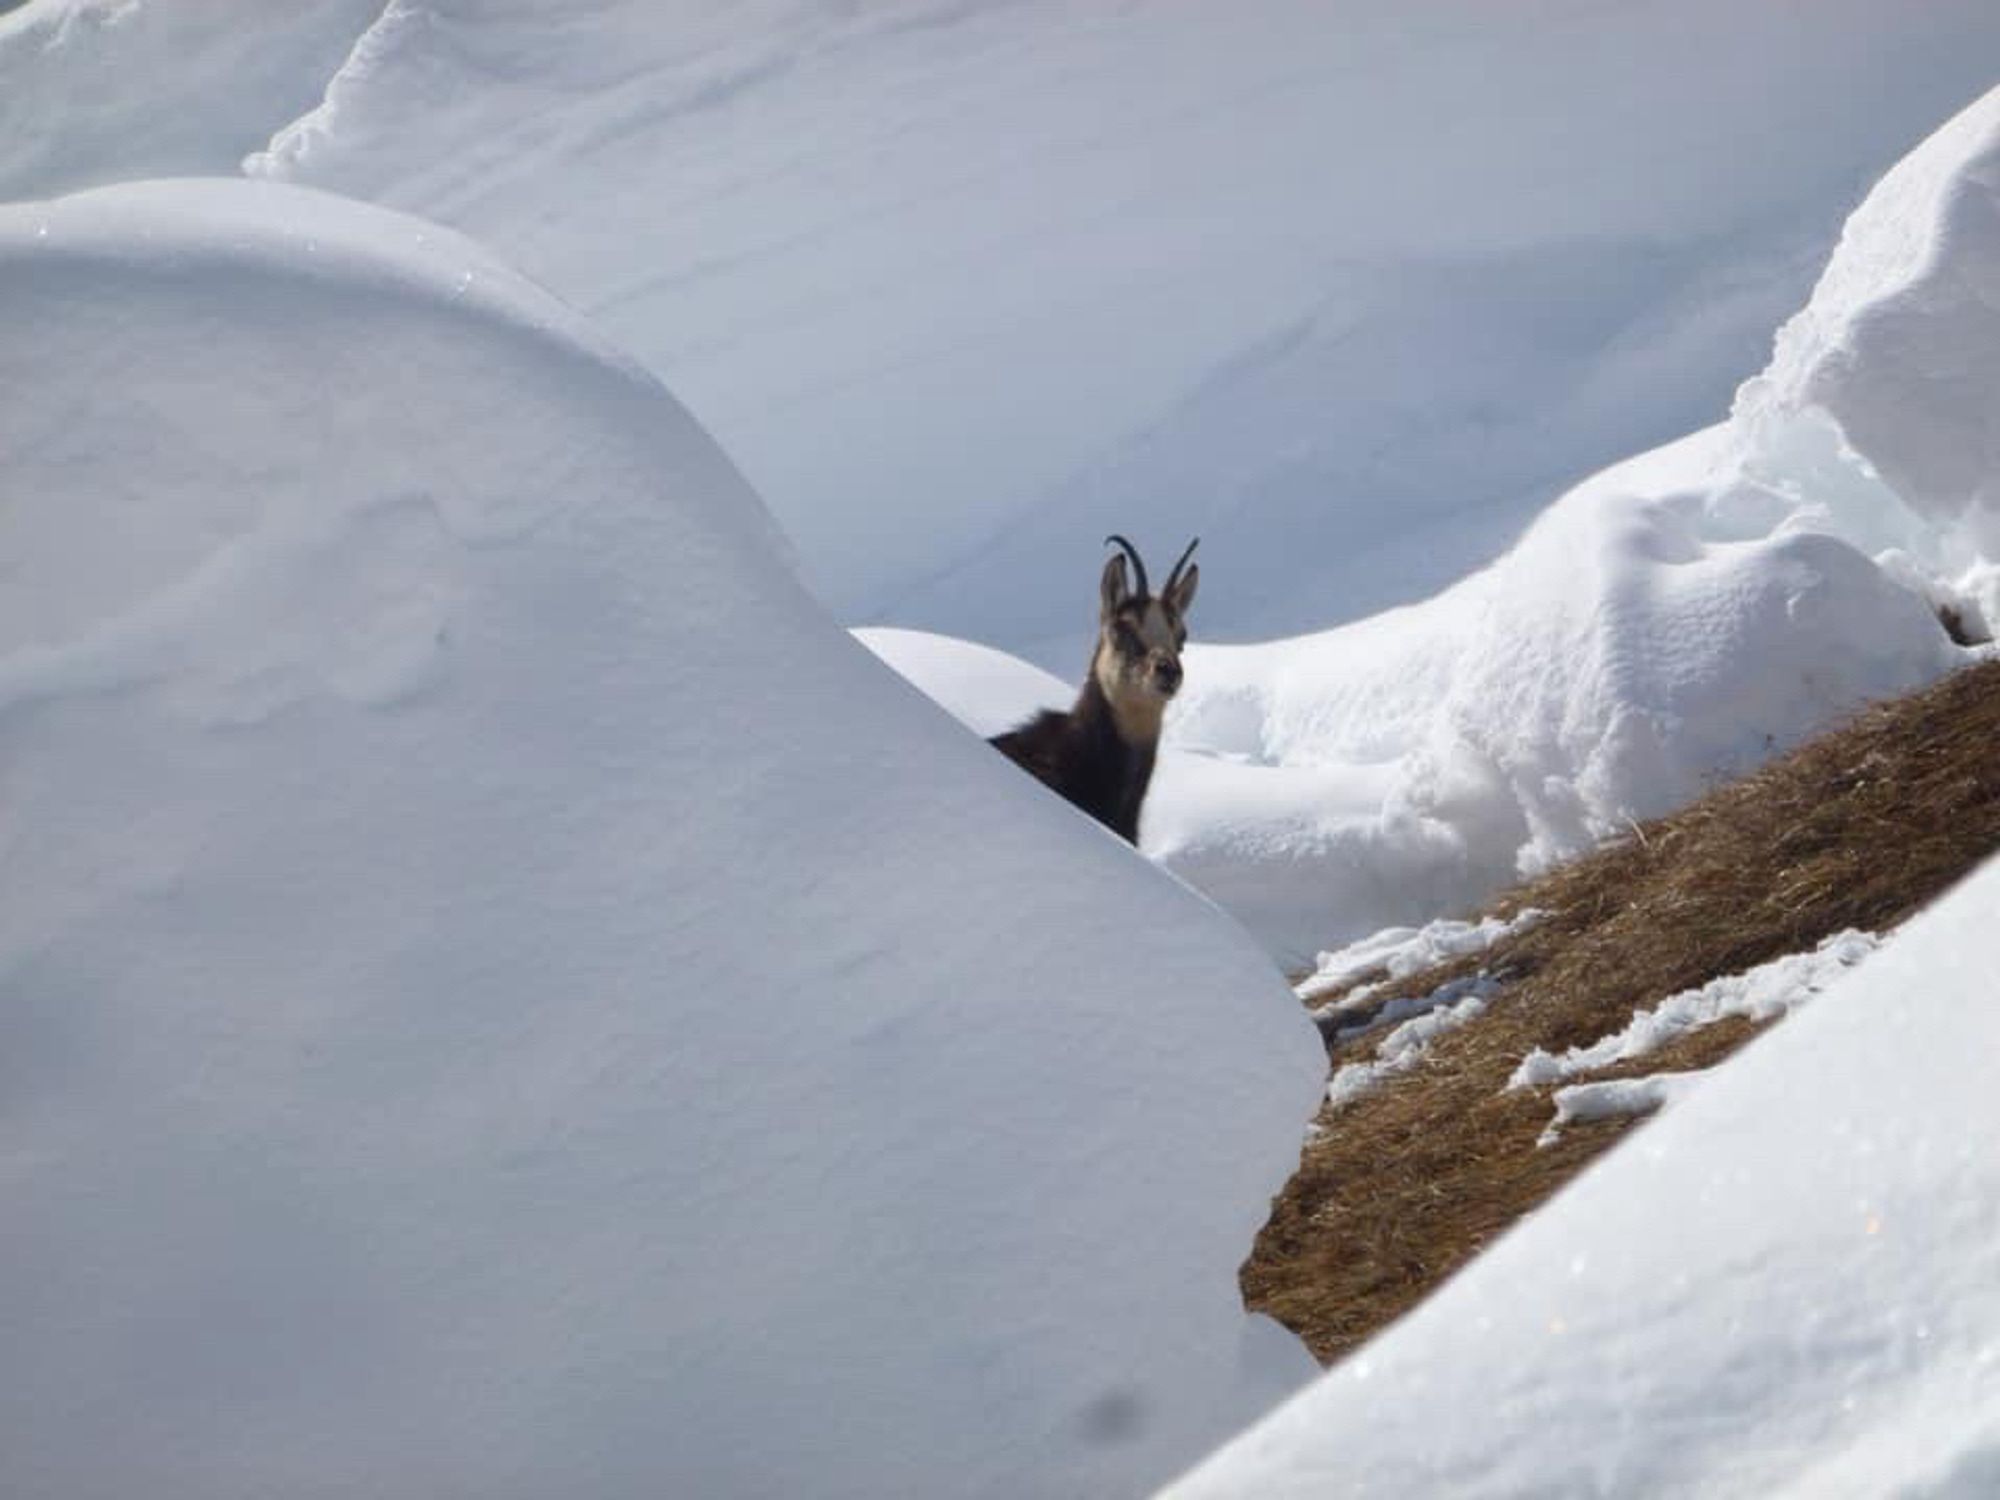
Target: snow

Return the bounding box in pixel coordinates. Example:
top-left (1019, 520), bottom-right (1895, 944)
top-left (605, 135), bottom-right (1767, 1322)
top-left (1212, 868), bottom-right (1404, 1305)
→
top-left (1307, 912), bottom-right (1545, 1111)
top-left (16, 0), bottom-right (1979, 642)
top-left (1299, 908), bottom-right (1544, 1006)
top-left (9, 9), bottom-right (2000, 1495)
top-left (1734, 80), bottom-right (2000, 629)
top-left (1322, 975), bottom-right (1499, 1113)
top-left (1510, 930), bottom-right (1880, 1091)
top-left (1536, 1072), bottom-right (1706, 1147)
top-left (882, 421), bottom-right (1964, 962)
top-left (1164, 853), bottom-right (2000, 1499)
top-left (875, 91), bottom-right (2000, 964)
top-left (0, 0), bottom-right (381, 200)
top-left (1519, 930), bottom-right (1881, 1145)
top-left (12, 5), bottom-right (2000, 968)
top-left (854, 625), bottom-right (1068, 741)
top-left (0, 178), bottom-right (1322, 1499)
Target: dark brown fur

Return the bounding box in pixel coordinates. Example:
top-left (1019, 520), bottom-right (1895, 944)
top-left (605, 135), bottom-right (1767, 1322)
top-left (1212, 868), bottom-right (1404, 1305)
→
top-left (989, 536), bottom-right (1198, 843)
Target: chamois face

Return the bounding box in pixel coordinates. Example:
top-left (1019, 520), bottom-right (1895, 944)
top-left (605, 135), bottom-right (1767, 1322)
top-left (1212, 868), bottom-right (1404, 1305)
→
top-left (1093, 540), bottom-right (1199, 738)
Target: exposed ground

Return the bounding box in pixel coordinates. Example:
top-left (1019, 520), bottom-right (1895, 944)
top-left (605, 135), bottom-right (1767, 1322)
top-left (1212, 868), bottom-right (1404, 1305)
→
top-left (1245, 653), bottom-right (2000, 1364)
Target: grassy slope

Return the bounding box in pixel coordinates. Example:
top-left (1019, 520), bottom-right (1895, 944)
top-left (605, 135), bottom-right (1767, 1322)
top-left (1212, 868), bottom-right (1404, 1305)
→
top-left (1245, 654), bottom-right (2000, 1364)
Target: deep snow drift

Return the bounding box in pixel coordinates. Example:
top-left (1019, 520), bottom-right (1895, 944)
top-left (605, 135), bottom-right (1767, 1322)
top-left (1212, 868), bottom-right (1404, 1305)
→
top-left (1163, 857), bottom-right (2000, 1499)
top-left (878, 87), bottom-right (2000, 963)
top-left (15, 0), bottom-right (1980, 644)
top-left (0, 179), bottom-right (1320, 1499)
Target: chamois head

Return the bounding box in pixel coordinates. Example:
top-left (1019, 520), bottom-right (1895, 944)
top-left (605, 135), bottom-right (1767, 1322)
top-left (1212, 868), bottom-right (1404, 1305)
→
top-left (1093, 534), bottom-right (1199, 739)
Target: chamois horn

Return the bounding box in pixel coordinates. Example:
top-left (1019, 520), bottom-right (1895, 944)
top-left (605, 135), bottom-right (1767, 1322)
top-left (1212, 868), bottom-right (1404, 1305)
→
top-left (1164, 536), bottom-right (1200, 597)
top-left (1103, 533), bottom-right (1150, 598)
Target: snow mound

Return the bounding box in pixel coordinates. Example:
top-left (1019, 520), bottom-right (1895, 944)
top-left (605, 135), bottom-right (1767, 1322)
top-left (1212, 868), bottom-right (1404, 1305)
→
top-left (854, 625), bottom-right (1069, 740)
top-left (1733, 84), bottom-right (2000, 628)
top-left (0, 179), bottom-right (1320, 1499)
top-left (1158, 428), bottom-right (1961, 959)
top-left (1164, 854), bottom-right (2000, 1499)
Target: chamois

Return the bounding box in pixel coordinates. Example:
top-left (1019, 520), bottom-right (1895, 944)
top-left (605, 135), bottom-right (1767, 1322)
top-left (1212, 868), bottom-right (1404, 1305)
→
top-left (989, 534), bottom-right (1199, 843)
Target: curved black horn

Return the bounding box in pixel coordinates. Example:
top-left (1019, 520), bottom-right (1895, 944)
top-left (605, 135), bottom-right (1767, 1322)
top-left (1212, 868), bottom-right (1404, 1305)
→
top-left (1164, 536), bottom-right (1200, 593)
top-left (1103, 533), bottom-right (1150, 598)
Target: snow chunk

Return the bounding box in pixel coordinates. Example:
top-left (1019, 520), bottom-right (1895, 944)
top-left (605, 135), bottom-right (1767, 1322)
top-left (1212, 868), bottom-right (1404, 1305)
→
top-left (1536, 1072), bottom-right (1707, 1148)
top-left (1510, 930), bottom-right (1880, 1091)
top-left (1299, 909), bottom-right (1543, 1007)
top-left (0, 180), bottom-right (1321, 1499)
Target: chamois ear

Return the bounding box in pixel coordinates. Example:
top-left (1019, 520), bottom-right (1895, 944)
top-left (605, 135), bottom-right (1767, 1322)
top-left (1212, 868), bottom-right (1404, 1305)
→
top-left (1163, 537), bottom-right (1200, 616)
top-left (1100, 551), bottom-right (1132, 618)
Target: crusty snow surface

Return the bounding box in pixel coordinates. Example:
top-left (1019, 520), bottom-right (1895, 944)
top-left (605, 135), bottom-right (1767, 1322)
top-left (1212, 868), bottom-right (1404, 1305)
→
top-left (0, 180), bottom-right (1320, 1500)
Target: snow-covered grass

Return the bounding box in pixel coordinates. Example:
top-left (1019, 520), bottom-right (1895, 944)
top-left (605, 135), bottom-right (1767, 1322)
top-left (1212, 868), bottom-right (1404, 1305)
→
top-left (1520, 930), bottom-right (1879, 1146)
top-left (1174, 849), bottom-right (2000, 1498)
top-left (1243, 649), bottom-right (2000, 1369)
top-left (1322, 975), bottom-right (1500, 1112)
top-left (1307, 914), bottom-right (1545, 1111)
top-left (1510, 929), bottom-right (1880, 1092)
top-left (1299, 909), bottom-right (1544, 1008)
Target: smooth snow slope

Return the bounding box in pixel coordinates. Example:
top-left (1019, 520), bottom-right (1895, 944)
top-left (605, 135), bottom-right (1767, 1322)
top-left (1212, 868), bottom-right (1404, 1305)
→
top-left (1164, 855), bottom-right (2000, 1500)
top-left (227, 0), bottom-right (2000, 642)
top-left (0, 179), bottom-right (1320, 1500)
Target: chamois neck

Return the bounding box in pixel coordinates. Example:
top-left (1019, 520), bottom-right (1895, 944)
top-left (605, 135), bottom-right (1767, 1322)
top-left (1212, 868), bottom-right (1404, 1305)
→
top-left (1079, 656), bottom-right (1166, 746)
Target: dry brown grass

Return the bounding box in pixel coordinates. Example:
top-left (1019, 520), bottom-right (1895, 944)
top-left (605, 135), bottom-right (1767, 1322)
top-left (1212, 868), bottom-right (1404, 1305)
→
top-left (1244, 654), bottom-right (2000, 1364)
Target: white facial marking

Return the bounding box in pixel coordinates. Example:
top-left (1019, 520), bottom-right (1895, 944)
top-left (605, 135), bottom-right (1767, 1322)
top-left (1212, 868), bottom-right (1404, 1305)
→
top-left (1092, 598), bottom-right (1185, 743)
